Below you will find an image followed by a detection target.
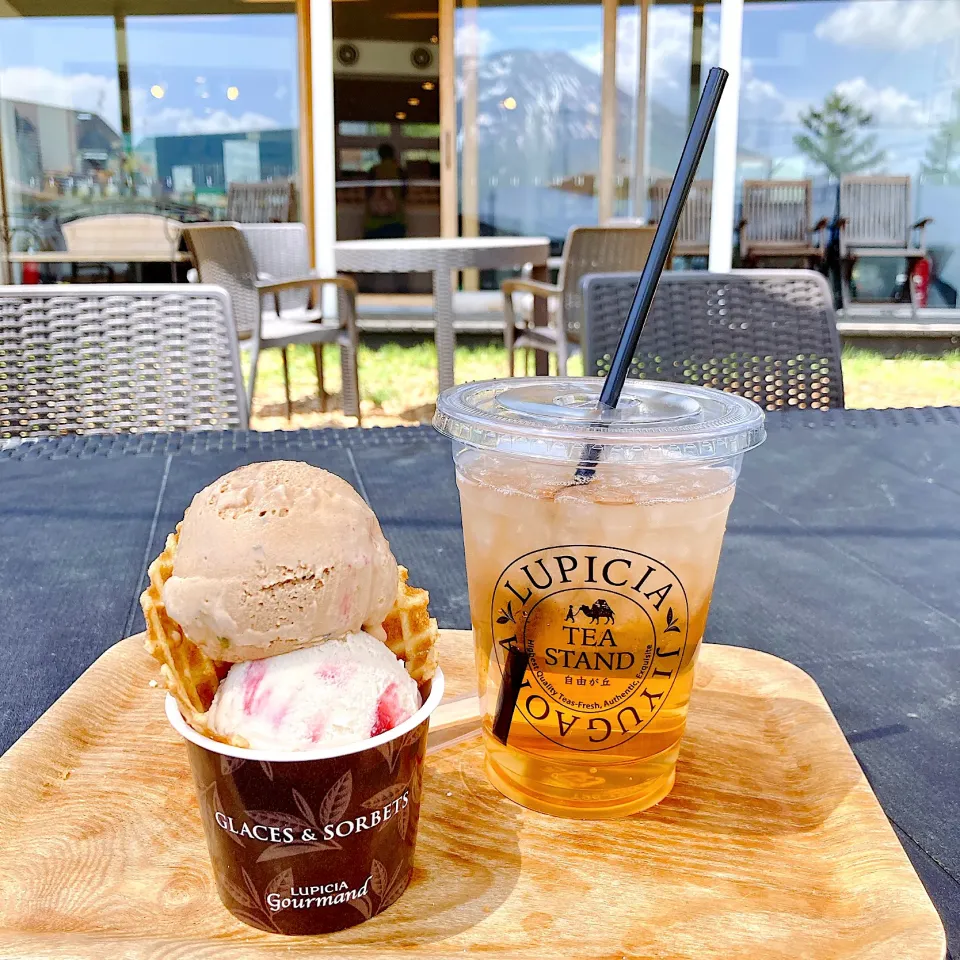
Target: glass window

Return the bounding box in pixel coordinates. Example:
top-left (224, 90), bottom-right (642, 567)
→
top-left (736, 0), bottom-right (960, 303)
top-left (0, 6), bottom-right (298, 274)
top-left (401, 122), bottom-right (441, 138)
top-left (332, 0), bottom-right (440, 295)
top-left (615, 0), bottom-right (719, 230)
top-left (0, 16), bottom-right (122, 256)
top-left (338, 121), bottom-right (391, 137)
top-left (456, 1), bottom-right (603, 262)
top-left (339, 147), bottom-right (382, 172)
top-left (126, 13), bottom-right (298, 221)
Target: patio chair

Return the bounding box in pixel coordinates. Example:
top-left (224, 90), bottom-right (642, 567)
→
top-left (838, 175), bottom-right (932, 310)
top-left (183, 223), bottom-right (360, 421)
top-left (581, 269), bottom-right (844, 410)
top-left (650, 179), bottom-right (711, 260)
top-left (0, 284), bottom-right (247, 437)
top-left (61, 213), bottom-right (182, 282)
top-left (226, 180), bottom-right (297, 223)
top-left (739, 180), bottom-right (826, 268)
top-left (502, 225), bottom-right (657, 376)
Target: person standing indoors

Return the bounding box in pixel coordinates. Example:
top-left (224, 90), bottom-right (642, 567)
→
top-left (364, 144), bottom-right (406, 240)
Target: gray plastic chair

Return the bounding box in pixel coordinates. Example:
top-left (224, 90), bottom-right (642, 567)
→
top-left (0, 284), bottom-right (248, 438)
top-left (582, 270), bottom-right (844, 410)
top-left (183, 223), bottom-right (360, 420)
top-left (502, 225), bottom-right (657, 376)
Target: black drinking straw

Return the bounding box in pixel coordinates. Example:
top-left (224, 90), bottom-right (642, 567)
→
top-left (573, 66), bottom-right (729, 483)
top-left (491, 67), bottom-right (729, 747)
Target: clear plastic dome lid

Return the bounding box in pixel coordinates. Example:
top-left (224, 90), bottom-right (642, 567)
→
top-left (433, 378), bottom-right (765, 464)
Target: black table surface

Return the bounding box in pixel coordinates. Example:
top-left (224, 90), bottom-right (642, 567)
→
top-left (2, 412), bottom-right (959, 952)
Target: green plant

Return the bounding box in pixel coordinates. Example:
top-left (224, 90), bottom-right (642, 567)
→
top-left (793, 92), bottom-right (886, 180)
top-left (922, 90), bottom-right (960, 185)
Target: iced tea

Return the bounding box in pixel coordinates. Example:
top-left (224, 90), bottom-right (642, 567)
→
top-left (434, 378), bottom-right (764, 819)
top-left (458, 454), bottom-right (734, 817)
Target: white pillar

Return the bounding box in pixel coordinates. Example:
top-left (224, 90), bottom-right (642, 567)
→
top-left (598, 0), bottom-right (618, 223)
top-left (630, 0), bottom-right (649, 219)
top-left (708, 0), bottom-right (743, 273)
top-left (310, 0), bottom-right (338, 313)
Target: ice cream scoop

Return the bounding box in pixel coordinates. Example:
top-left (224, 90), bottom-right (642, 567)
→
top-left (206, 631), bottom-right (421, 751)
top-left (163, 461), bottom-right (398, 662)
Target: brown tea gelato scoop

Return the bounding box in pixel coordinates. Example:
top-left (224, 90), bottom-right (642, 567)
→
top-left (163, 461), bottom-right (398, 662)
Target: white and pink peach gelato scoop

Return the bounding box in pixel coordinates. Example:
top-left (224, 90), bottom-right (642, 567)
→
top-left (206, 631), bottom-right (421, 751)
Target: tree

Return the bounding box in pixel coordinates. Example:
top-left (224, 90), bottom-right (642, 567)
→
top-left (921, 91), bottom-right (960, 185)
top-left (793, 92), bottom-right (886, 179)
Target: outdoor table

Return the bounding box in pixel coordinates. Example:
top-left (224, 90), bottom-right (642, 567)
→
top-left (7, 251), bottom-right (192, 263)
top-left (335, 236), bottom-right (551, 391)
top-left (7, 250), bottom-right (192, 283)
top-left (0, 410), bottom-right (957, 950)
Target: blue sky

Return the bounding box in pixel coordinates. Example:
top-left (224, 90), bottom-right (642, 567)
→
top-left (0, 14), bottom-right (298, 139)
top-left (0, 3), bottom-right (957, 175)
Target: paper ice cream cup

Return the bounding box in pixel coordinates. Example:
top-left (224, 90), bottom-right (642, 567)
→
top-left (165, 668), bottom-right (444, 935)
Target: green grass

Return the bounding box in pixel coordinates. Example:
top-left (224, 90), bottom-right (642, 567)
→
top-left (247, 340), bottom-right (960, 428)
top-left (841, 347), bottom-right (960, 409)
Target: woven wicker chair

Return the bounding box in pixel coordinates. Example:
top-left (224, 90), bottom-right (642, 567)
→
top-left (0, 284), bottom-right (247, 438)
top-left (502, 225), bottom-right (657, 376)
top-left (226, 180), bottom-right (296, 223)
top-left (581, 270), bottom-right (844, 410)
top-left (239, 222), bottom-right (313, 315)
top-left (183, 223), bottom-right (360, 421)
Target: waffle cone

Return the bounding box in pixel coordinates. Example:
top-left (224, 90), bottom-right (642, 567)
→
top-left (382, 567), bottom-right (440, 684)
top-left (140, 528), bottom-right (244, 747)
top-left (142, 538), bottom-right (439, 742)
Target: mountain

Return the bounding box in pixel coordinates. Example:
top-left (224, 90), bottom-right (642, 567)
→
top-left (456, 48), bottom-right (707, 185)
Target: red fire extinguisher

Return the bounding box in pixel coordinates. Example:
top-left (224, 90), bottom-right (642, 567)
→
top-left (911, 256), bottom-right (931, 308)
top-left (21, 259), bottom-right (40, 284)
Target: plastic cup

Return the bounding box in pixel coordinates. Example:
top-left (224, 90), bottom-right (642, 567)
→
top-left (165, 669), bottom-right (444, 934)
top-left (434, 378), bottom-right (764, 819)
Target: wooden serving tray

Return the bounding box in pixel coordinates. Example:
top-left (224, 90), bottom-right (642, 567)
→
top-left (0, 631), bottom-right (944, 959)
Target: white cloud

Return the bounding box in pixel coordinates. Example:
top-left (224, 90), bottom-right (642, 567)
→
top-left (572, 8), bottom-right (719, 102)
top-left (834, 76), bottom-right (930, 126)
top-left (139, 107), bottom-right (280, 136)
top-left (0, 65), bottom-right (121, 130)
top-left (455, 21), bottom-right (494, 57)
top-left (815, 0), bottom-right (960, 49)
top-left (0, 64), bottom-right (282, 139)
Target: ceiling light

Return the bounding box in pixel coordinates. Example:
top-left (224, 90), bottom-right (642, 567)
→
top-left (407, 97), bottom-right (420, 106)
top-left (422, 81), bottom-right (435, 91)
top-left (150, 84), bottom-right (165, 99)
top-left (430, 34), bottom-right (438, 43)
top-left (227, 85), bottom-right (240, 101)
top-left (395, 111), bottom-right (407, 120)
top-left (502, 96), bottom-right (517, 110)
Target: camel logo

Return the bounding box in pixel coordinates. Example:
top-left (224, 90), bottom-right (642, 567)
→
top-left (566, 599), bottom-right (615, 625)
top-left (490, 545), bottom-right (689, 752)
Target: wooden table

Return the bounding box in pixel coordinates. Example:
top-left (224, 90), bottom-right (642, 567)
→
top-left (335, 236), bottom-right (551, 391)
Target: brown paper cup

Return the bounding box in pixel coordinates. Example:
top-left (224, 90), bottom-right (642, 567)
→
top-left (165, 669), bottom-right (445, 935)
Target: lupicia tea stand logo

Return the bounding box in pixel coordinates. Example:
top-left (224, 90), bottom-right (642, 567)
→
top-left (491, 545), bottom-right (689, 752)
